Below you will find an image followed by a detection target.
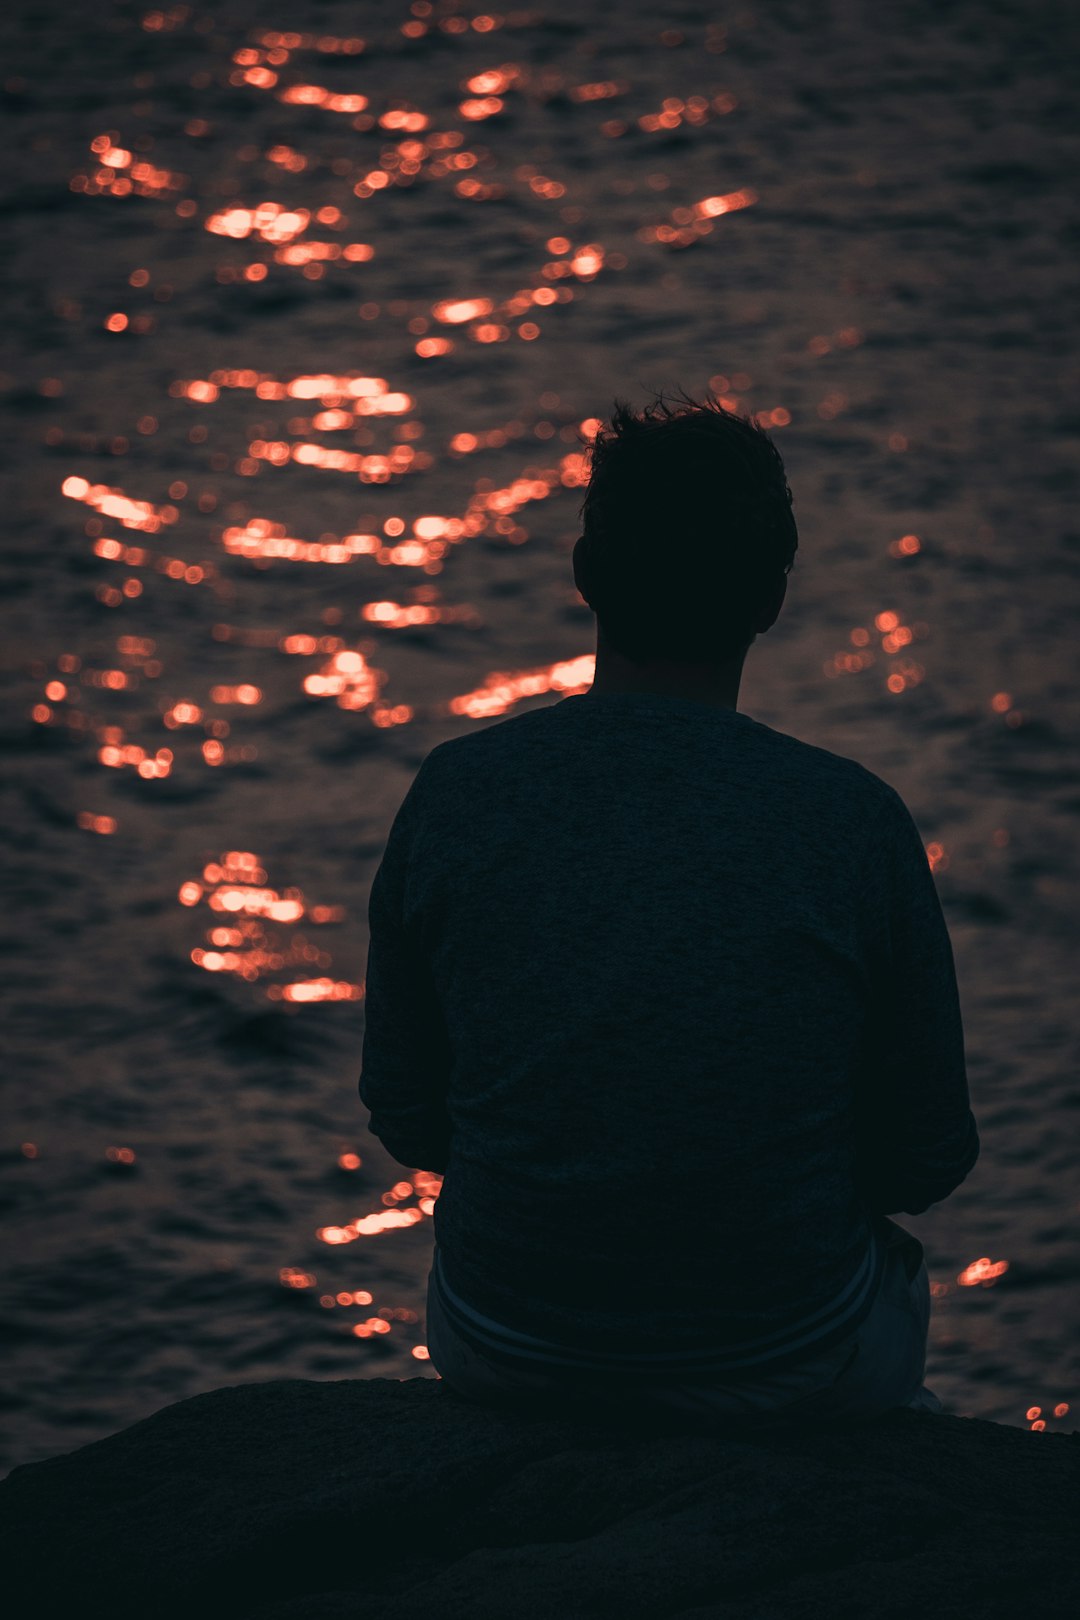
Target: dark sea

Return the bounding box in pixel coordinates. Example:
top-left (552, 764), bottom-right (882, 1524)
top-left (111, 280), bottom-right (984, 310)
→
top-left (3, 0), bottom-right (1079, 1474)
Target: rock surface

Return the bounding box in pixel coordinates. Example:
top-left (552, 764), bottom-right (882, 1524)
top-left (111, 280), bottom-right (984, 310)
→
top-left (2, 1377), bottom-right (1078, 1619)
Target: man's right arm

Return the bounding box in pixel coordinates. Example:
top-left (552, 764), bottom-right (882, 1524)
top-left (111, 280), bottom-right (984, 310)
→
top-left (853, 787), bottom-right (980, 1218)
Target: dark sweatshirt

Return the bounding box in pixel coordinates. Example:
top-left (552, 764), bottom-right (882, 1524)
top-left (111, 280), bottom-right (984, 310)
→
top-left (359, 690), bottom-right (979, 1373)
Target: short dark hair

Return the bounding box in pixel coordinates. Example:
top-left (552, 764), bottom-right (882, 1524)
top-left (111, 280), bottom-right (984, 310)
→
top-left (575, 387), bottom-right (798, 664)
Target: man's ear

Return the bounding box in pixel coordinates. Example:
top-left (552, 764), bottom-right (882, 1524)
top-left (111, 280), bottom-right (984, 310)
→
top-left (756, 571), bottom-right (787, 633)
top-left (571, 535), bottom-right (590, 606)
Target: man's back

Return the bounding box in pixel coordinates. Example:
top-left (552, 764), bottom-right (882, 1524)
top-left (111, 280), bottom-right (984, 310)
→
top-left (360, 690), bottom-right (979, 1372)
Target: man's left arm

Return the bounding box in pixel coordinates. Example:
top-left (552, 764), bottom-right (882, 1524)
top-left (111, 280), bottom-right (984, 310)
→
top-left (358, 782), bottom-right (452, 1174)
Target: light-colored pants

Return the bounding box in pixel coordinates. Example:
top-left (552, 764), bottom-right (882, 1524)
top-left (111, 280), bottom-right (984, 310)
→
top-left (425, 1217), bottom-right (941, 1430)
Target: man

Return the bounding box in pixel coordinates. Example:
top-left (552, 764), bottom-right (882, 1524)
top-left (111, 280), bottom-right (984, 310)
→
top-left (359, 389), bottom-right (979, 1428)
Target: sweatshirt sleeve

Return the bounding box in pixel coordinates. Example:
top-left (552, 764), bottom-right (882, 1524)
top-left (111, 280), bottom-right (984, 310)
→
top-left (358, 770), bottom-right (452, 1174)
top-left (852, 786), bottom-right (980, 1217)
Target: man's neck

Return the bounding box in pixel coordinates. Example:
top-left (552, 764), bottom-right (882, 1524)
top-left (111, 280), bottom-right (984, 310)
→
top-left (585, 646), bottom-right (748, 713)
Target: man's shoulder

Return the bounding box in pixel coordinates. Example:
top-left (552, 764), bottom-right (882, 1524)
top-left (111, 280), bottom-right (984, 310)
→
top-left (743, 717), bottom-right (903, 811)
top-left (398, 710), bottom-right (544, 816)
top-left (416, 702), bottom-right (561, 771)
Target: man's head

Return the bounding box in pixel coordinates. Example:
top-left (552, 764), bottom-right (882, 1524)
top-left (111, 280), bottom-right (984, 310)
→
top-left (572, 388), bottom-right (798, 668)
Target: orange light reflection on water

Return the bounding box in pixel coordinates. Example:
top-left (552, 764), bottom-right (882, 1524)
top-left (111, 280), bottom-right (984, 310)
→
top-left (957, 1257), bottom-right (1010, 1287)
top-left (179, 851), bottom-right (358, 999)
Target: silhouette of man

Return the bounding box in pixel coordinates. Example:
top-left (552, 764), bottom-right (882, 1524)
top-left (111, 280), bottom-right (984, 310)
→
top-left (359, 389), bottom-right (979, 1428)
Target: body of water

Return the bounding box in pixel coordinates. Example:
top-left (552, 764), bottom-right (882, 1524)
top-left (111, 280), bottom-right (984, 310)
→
top-left (2, 0), bottom-right (1078, 1472)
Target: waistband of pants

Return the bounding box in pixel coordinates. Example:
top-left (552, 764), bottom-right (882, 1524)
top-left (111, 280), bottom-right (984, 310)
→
top-left (430, 1225), bottom-right (890, 1377)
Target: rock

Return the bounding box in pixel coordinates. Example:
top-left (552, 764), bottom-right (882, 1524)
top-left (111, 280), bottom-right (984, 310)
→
top-left (2, 1377), bottom-right (1077, 1619)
